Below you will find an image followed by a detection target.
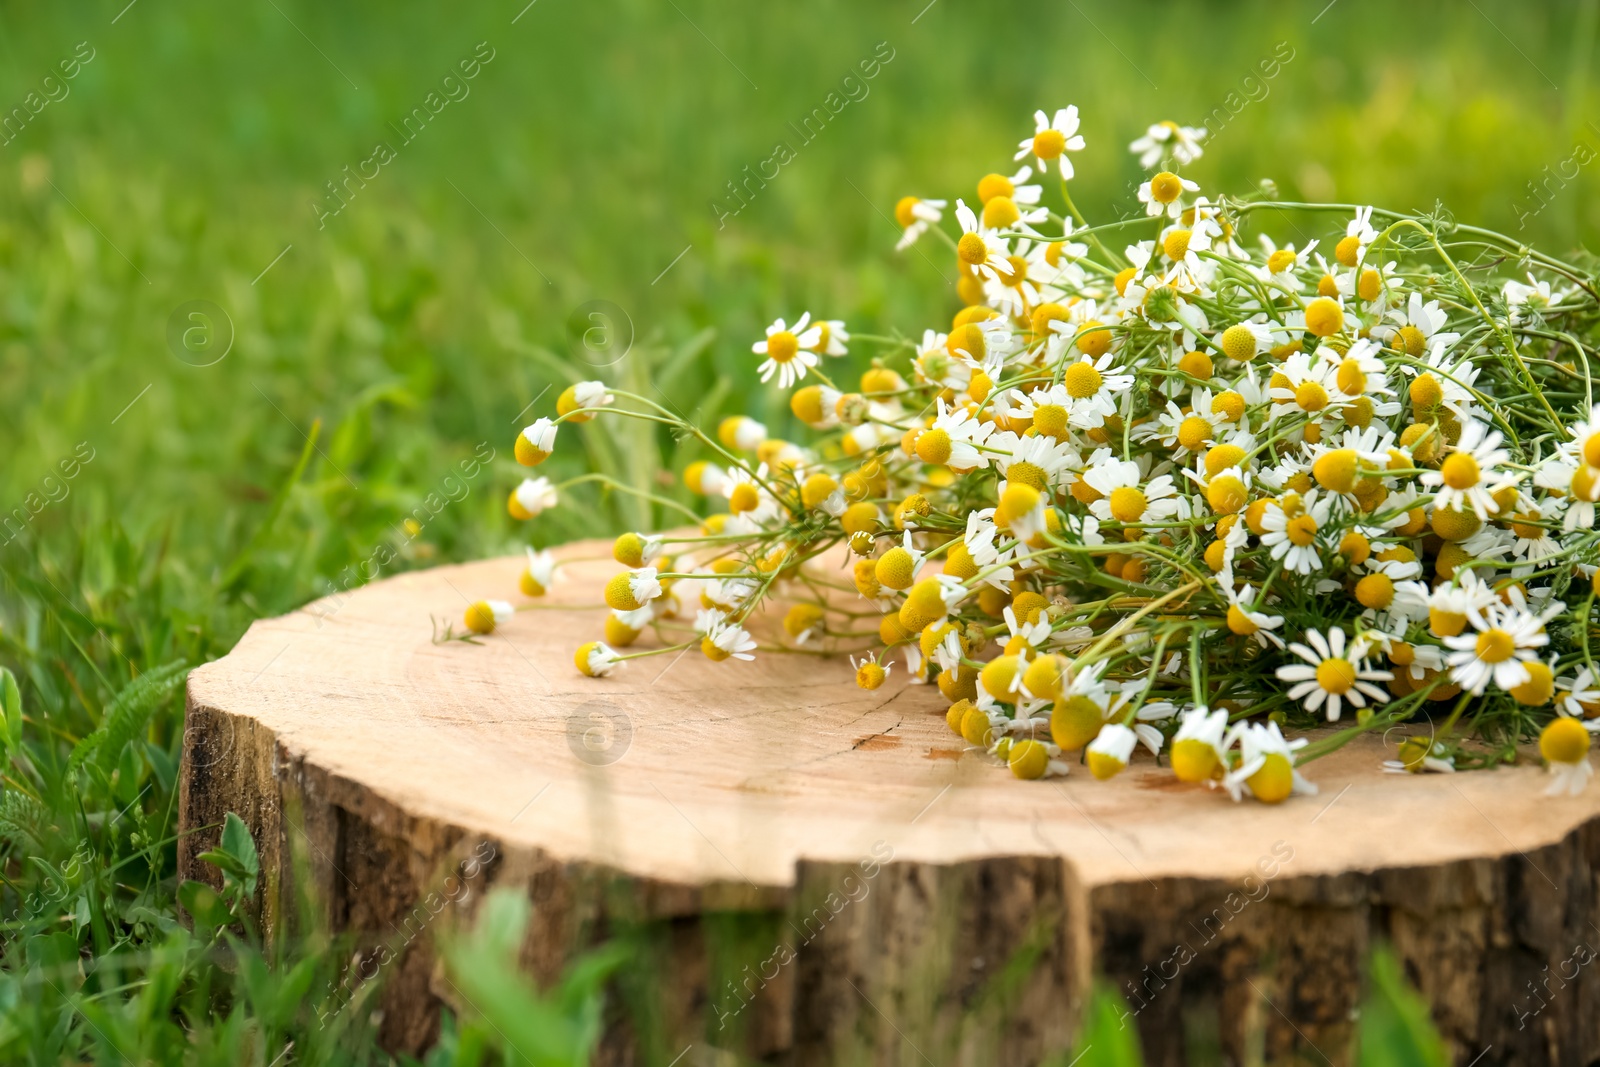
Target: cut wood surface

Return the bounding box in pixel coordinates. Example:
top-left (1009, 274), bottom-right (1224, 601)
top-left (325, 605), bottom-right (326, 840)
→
top-left (180, 539), bottom-right (1600, 1066)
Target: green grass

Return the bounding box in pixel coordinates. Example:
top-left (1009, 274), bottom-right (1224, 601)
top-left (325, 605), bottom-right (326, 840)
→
top-left (0, 0), bottom-right (1592, 1060)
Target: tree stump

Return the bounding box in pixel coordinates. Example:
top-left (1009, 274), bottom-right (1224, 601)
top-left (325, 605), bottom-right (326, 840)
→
top-left (179, 539), bottom-right (1600, 1066)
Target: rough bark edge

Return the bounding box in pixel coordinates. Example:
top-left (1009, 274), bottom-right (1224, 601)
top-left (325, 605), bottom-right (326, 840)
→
top-left (181, 693), bottom-right (1600, 1065)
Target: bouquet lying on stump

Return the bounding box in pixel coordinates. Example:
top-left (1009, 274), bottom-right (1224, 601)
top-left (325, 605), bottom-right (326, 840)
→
top-left (474, 107), bottom-right (1600, 803)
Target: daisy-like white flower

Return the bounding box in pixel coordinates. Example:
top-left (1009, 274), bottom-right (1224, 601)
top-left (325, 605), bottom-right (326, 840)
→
top-left (1383, 736), bottom-right (1456, 775)
top-left (1223, 721), bottom-right (1316, 803)
top-left (1223, 583), bottom-right (1285, 648)
top-left (1083, 460), bottom-right (1182, 527)
top-left (808, 319), bottom-right (850, 357)
top-left (1442, 599), bottom-right (1549, 695)
top-left (1129, 121), bottom-right (1206, 168)
top-left (752, 313), bottom-right (822, 388)
top-left (1259, 491), bottom-right (1336, 575)
top-left (521, 547), bottom-right (559, 596)
top-left (1556, 667), bottom-right (1600, 719)
top-left (894, 196), bottom-right (946, 250)
top-left (1503, 271), bottom-right (1555, 323)
top-left (557, 380), bottom-right (615, 421)
top-left (991, 430), bottom-right (1077, 490)
top-left (603, 566), bottom-right (663, 612)
top-left (1420, 419), bottom-right (1516, 521)
top-left (1540, 715), bottom-right (1593, 796)
top-left (916, 397), bottom-right (995, 472)
top-left (508, 476), bottom-right (558, 520)
top-left (1255, 235), bottom-right (1318, 289)
top-left (1562, 404), bottom-right (1600, 470)
top-left (1137, 171), bottom-right (1199, 219)
top-left (1169, 706), bottom-right (1229, 783)
top-left (952, 199), bottom-right (1015, 284)
top-left (1059, 352), bottom-right (1135, 428)
top-left (697, 609), bottom-right (757, 662)
top-left (462, 599), bottom-right (514, 635)
top-left (1375, 292), bottom-right (1459, 356)
top-left (850, 651), bottom-right (894, 689)
top-left (1085, 722), bottom-right (1139, 780)
top-left (515, 417), bottom-right (558, 466)
top-left (574, 640), bottom-right (623, 678)
top-left (1016, 106), bottom-right (1086, 179)
top-left (1276, 626), bottom-right (1391, 722)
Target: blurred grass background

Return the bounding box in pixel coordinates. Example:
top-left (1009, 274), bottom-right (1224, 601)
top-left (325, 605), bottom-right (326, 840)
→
top-left (0, 0), bottom-right (1593, 1060)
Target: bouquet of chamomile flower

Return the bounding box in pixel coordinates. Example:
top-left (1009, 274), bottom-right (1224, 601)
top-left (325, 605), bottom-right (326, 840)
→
top-left (472, 106), bottom-right (1600, 803)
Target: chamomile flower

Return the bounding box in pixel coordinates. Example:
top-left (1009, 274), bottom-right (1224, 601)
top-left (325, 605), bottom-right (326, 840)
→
top-left (1443, 599), bottom-right (1550, 695)
top-left (1129, 121), bottom-right (1206, 168)
top-left (574, 641), bottom-right (622, 678)
top-left (753, 314), bottom-right (823, 387)
top-left (463, 599), bottom-right (514, 635)
top-left (697, 609), bottom-right (757, 662)
top-left (508, 476), bottom-right (558, 520)
top-left (1085, 723), bottom-right (1138, 780)
top-left (1169, 706), bottom-right (1229, 783)
top-left (917, 397), bottom-right (995, 472)
top-left (808, 319), bottom-right (851, 357)
top-left (1223, 721), bottom-right (1316, 803)
top-left (1016, 106), bottom-right (1086, 179)
top-left (515, 418), bottom-right (558, 466)
top-left (557, 380), bottom-right (614, 421)
top-left (1540, 715), bottom-right (1593, 796)
top-left (1223, 583), bottom-right (1285, 648)
top-left (1555, 667), bottom-right (1600, 719)
top-left (1259, 491), bottom-right (1337, 575)
top-left (1058, 352), bottom-right (1134, 428)
top-left (894, 196), bottom-right (946, 250)
top-left (1083, 460), bottom-right (1182, 526)
top-left (1420, 419), bottom-right (1516, 520)
top-left (1137, 171), bottom-right (1199, 219)
top-left (1276, 626), bottom-right (1391, 722)
top-left (521, 548), bottom-right (559, 596)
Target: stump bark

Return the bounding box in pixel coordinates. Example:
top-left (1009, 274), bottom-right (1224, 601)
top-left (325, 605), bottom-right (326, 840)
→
top-left (179, 540), bottom-right (1600, 1066)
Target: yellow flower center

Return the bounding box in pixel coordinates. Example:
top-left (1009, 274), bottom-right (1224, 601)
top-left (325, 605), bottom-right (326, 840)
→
top-left (1441, 452), bottom-right (1481, 490)
top-left (1149, 171), bottom-right (1183, 203)
top-left (1221, 323), bottom-right (1257, 362)
top-left (976, 172), bottom-right (1013, 203)
top-left (957, 231), bottom-right (988, 265)
top-left (1247, 752), bottom-right (1294, 803)
top-left (1584, 432), bottom-right (1600, 469)
top-left (1541, 715), bottom-right (1591, 765)
top-left (1304, 297), bottom-right (1343, 338)
top-left (1033, 403), bottom-right (1069, 438)
top-left (1163, 229), bottom-right (1192, 261)
top-left (1295, 380), bottom-right (1330, 412)
top-left (874, 547), bottom-right (916, 591)
top-left (1475, 628), bottom-right (1516, 664)
top-left (1357, 268), bottom-right (1382, 302)
top-left (1336, 358), bottom-right (1366, 396)
top-left (1267, 249), bottom-right (1296, 274)
top-left (766, 330), bottom-right (799, 364)
top-left (1205, 443), bottom-right (1246, 478)
top-left (1064, 360), bottom-right (1104, 398)
top-left (1033, 128), bottom-right (1067, 159)
top-left (1316, 657), bottom-right (1357, 694)
top-left (1086, 750), bottom-right (1127, 781)
top-left (1171, 738), bottom-right (1219, 783)
top-left (1007, 460), bottom-right (1048, 491)
top-left (983, 196), bottom-right (1022, 230)
top-left (1177, 415), bottom-right (1212, 452)
top-left (915, 427), bottom-right (952, 465)
top-left (1334, 234), bottom-right (1361, 268)
top-left (1312, 449), bottom-right (1358, 494)
top-left (701, 635), bottom-right (732, 662)
top-left (894, 196), bottom-right (921, 228)
top-left (1208, 475), bottom-right (1248, 515)
top-left (1109, 486), bottom-right (1148, 523)
top-left (1226, 603), bottom-right (1259, 635)
top-left (1317, 274), bottom-right (1340, 298)
top-left (1286, 513), bottom-right (1318, 547)
top-left (1396, 324), bottom-right (1426, 357)
top-left (1355, 573), bottom-right (1394, 610)
top-left (729, 482), bottom-right (761, 514)
top-left (856, 662), bottom-right (887, 690)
